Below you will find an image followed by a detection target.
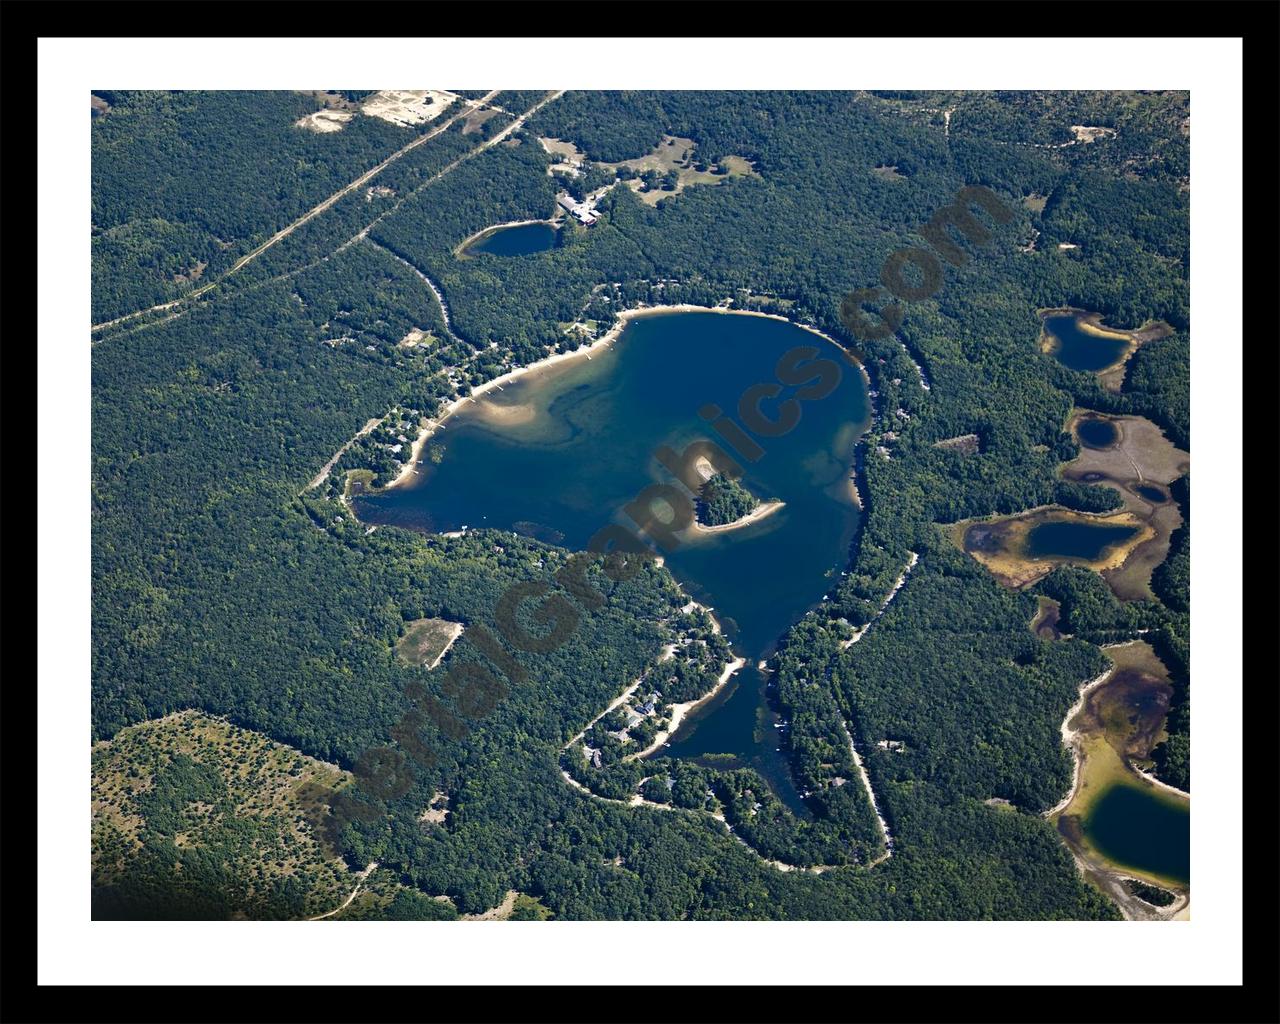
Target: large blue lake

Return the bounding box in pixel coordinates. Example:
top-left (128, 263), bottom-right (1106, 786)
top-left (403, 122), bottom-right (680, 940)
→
top-left (354, 311), bottom-right (871, 803)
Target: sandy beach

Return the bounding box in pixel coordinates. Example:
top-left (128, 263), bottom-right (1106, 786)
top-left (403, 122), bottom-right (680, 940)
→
top-left (383, 332), bottom-right (622, 491)
top-left (628, 654), bottom-right (747, 760)
top-left (627, 600), bottom-right (744, 760)
top-left (382, 302), bottom-right (867, 494)
top-left (684, 500), bottom-right (785, 538)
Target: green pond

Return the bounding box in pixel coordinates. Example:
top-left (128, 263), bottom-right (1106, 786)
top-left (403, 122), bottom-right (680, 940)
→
top-left (466, 222), bottom-right (557, 257)
top-left (1043, 313), bottom-right (1130, 373)
top-left (1025, 520), bottom-right (1139, 560)
top-left (1081, 782), bottom-right (1189, 886)
top-left (354, 311), bottom-right (871, 810)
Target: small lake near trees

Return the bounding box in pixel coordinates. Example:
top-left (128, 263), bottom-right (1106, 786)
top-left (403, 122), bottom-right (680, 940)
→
top-left (1041, 312), bottom-right (1132, 373)
top-left (463, 222), bottom-right (557, 257)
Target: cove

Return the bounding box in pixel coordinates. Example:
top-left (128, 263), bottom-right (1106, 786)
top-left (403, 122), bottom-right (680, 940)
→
top-left (1081, 782), bottom-right (1189, 886)
top-left (354, 310), bottom-right (870, 808)
top-left (1025, 520), bottom-right (1139, 561)
top-left (465, 222), bottom-right (557, 257)
top-left (1043, 313), bottom-right (1130, 373)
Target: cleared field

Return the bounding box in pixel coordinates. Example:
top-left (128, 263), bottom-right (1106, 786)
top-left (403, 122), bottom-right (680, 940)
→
top-left (361, 89), bottom-right (460, 127)
top-left (871, 164), bottom-right (906, 181)
top-left (932, 433), bottom-right (980, 456)
top-left (461, 106), bottom-right (502, 134)
top-left (396, 616), bottom-right (464, 669)
top-left (600, 135), bottom-right (759, 205)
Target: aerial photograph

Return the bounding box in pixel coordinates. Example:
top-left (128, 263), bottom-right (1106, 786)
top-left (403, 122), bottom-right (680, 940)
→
top-left (89, 86), bottom-right (1192, 924)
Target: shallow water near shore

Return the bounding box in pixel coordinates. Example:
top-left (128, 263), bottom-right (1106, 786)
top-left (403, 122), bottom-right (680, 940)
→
top-left (354, 311), bottom-right (871, 807)
top-left (1081, 781), bottom-right (1189, 886)
top-left (1044, 313), bottom-right (1130, 373)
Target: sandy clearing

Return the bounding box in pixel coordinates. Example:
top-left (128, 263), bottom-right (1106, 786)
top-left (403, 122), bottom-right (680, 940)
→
top-left (295, 109), bottom-right (353, 133)
top-left (363, 238), bottom-right (462, 347)
top-left (461, 889), bottom-right (519, 921)
top-left (361, 90), bottom-right (459, 127)
top-left (398, 328), bottom-right (431, 348)
top-left (683, 500), bottom-right (785, 538)
top-left (423, 622), bottom-right (464, 670)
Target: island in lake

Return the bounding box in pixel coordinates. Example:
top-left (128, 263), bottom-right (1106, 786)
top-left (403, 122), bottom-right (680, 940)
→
top-left (89, 86), bottom-right (1192, 924)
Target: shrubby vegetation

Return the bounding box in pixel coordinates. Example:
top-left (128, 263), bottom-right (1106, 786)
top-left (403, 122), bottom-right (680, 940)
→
top-left (91, 89), bottom-right (1188, 919)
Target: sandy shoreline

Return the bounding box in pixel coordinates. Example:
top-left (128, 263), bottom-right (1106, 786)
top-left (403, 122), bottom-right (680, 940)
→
top-left (628, 600), bottom-right (744, 760)
top-left (565, 643), bottom-right (677, 751)
top-left (560, 596), bottom-right (745, 765)
top-left (1045, 666), bottom-right (1114, 819)
top-left (454, 218), bottom-right (560, 257)
top-left (1132, 764), bottom-right (1191, 800)
top-left (383, 330), bottom-right (623, 491)
top-left (685, 500), bottom-right (785, 538)
top-left (382, 302), bottom-right (862, 495)
top-left (630, 654), bottom-right (747, 760)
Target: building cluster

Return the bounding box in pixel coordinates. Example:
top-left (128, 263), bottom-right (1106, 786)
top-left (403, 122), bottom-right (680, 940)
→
top-left (557, 192), bottom-right (600, 226)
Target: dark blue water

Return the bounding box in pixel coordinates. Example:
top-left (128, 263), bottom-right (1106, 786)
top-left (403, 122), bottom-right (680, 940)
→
top-left (1083, 783), bottom-right (1189, 885)
top-left (1025, 520), bottom-right (1139, 560)
top-left (1044, 314), bottom-right (1130, 373)
top-left (1076, 417), bottom-right (1118, 448)
top-left (1135, 485), bottom-right (1166, 504)
top-left (354, 311), bottom-right (870, 805)
top-left (466, 222), bottom-right (557, 257)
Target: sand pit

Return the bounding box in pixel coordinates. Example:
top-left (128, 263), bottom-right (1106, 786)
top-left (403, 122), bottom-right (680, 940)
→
top-left (361, 90), bottom-right (460, 127)
top-left (296, 109), bottom-right (354, 133)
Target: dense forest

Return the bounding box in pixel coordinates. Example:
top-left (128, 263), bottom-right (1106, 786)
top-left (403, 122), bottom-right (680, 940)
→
top-left (90, 89), bottom-right (1189, 920)
top-left (697, 473), bottom-right (759, 527)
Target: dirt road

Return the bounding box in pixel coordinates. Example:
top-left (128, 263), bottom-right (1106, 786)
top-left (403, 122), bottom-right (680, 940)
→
top-left (92, 90), bottom-right (504, 333)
